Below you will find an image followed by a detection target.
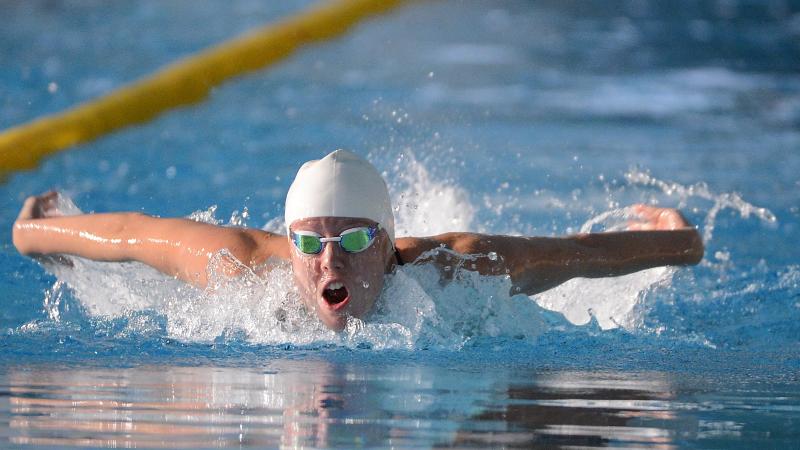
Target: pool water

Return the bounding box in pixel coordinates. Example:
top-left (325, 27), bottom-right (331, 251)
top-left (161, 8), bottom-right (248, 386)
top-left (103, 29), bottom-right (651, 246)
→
top-left (2, 0), bottom-right (799, 448)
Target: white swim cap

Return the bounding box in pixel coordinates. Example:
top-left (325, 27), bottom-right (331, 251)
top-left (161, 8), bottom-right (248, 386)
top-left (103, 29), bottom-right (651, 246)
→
top-left (285, 149), bottom-right (395, 244)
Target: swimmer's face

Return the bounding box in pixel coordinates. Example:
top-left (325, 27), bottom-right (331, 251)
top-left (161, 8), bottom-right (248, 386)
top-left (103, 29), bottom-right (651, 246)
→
top-left (288, 217), bottom-right (394, 331)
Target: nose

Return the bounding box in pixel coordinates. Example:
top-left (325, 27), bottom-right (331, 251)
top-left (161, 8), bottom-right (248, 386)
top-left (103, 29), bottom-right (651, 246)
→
top-left (320, 241), bottom-right (345, 272)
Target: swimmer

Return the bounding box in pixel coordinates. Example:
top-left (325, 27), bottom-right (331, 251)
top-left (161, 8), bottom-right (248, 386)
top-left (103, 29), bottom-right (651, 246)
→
top-left (13, 149), bottom-right (704, 330)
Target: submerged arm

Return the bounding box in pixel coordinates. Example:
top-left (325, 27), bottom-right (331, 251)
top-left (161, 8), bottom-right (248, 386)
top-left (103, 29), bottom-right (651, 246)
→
top-left (13, 193), bottom-right (286, 287)
top-left (400, 205), bottom-right (704, 295)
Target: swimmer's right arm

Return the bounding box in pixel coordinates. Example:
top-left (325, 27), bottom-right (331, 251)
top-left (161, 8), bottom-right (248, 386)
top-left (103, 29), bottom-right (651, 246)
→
top-left (12, 193), bottom-right (288, 287)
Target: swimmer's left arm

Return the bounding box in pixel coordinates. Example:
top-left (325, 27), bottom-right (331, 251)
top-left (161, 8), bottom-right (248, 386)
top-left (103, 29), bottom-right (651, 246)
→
top-left (401, 205), bottom-right (704, 295)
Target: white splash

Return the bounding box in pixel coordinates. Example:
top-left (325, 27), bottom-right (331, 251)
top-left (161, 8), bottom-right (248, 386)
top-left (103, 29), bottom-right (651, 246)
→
top-left (535, 267), bottom-right (673, 330)
top-left (34, 166), bottom-right (543, 349)
top-left (38, 195), bottom-right (183, 318)
top-left (33, 161), bottom-right (775, 345)
top-left (388, 150), bottom-right (476, 237)
top-left (533, 171), bottom-right (777, 330)
top-left (534, 206), bottom-right (675, 330)
top-left (625, 169), bottom-right (777, 242)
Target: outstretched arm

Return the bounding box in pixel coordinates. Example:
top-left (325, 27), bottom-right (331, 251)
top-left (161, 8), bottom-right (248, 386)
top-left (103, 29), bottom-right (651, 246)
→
top-left (398, 205), bottom-right (704, 295)
top-left (12, 192), bottom-right (288, 287)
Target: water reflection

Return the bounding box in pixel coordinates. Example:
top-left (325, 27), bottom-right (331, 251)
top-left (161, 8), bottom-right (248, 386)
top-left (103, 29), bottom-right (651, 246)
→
top-left (445, 372), bottom-right (679, 449)
top-left (5, 361), bottom-right (361, 448)
top-left (3, 360), bottom-right (447, 448)
top-left (0, 361), bottom-right (693, 448)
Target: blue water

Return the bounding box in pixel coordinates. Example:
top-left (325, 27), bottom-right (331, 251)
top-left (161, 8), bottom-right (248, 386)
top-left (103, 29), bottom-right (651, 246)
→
top-left (2, 0), bottom-right (800, 448)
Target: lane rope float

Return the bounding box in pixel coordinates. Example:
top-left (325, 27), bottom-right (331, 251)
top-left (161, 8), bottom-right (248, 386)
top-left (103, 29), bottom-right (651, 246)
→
top-left (0, 0), bottom-right (407, 173)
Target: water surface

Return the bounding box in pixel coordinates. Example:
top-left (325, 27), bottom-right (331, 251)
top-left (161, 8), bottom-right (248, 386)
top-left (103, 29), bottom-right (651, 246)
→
top-left (1, 0), bottom-right (799, 447)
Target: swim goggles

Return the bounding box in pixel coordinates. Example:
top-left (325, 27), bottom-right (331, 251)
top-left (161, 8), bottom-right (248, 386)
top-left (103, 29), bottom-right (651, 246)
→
top-left (290, 225), bottom-right (380, 255)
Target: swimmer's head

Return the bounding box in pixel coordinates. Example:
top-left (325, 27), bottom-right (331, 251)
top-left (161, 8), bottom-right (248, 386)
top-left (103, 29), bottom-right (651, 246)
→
top-left (285, 150), bottom-right (396, 330)
top-left (285, 149), bottom-right (395, 243)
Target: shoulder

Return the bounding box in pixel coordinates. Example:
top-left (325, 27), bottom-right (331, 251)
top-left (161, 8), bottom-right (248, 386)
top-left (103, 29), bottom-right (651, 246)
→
top-left (396, 233), bottom-right (538, 263)
top-left (240, 228), bottom-right (290, 265)
top-left (395, 235), bottom-right (478, 264)
top-left (394, 237), bottom-right (438, 265)
top-left (396, 233), bottom-right (489, 256)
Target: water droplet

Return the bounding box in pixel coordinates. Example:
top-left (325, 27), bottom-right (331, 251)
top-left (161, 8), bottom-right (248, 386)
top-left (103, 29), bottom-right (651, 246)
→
top-left (487, 252), bottom-right (498, 261)
top-left (362, 281), bottom-right (370, 289)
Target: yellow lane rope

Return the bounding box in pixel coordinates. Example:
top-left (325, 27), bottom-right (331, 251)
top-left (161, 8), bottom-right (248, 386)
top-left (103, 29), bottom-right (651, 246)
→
top-left (0, 0), bottom-right (407, 173)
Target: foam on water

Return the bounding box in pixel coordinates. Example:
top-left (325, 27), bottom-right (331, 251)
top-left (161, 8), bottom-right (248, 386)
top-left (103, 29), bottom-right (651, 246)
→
top-left (624, 169), bottom-right (777, 242)
top-left (27, 156), bottom-right (780, 350)
top-left (536, 169), bottom-right (779, 331)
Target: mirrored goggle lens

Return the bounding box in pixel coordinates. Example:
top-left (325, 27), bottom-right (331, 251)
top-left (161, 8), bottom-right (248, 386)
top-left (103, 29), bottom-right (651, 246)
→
top-left (340, 229), bottom-right (371, 252)
top-left (295, 233), bottom-right (322, 254)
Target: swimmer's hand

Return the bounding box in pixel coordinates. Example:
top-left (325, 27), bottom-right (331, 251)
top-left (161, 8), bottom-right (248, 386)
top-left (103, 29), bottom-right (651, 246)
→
top-left (17, 191), bottom-right (62, 221)
top-left (626, 204), bottom-right (693, 231)
top-left (15, 191), bottom-right (74, 267)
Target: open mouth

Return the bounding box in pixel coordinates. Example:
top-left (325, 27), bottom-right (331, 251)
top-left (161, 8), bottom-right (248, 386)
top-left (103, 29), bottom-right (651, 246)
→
top-left (322, 281), bottom-right (349, 306)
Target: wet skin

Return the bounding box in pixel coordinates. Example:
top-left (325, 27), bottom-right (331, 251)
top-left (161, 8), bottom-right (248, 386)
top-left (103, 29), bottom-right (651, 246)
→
top-left (288, 217), bottom-right (395, 331)
top-left (13, 192), bottom-right (704, 332)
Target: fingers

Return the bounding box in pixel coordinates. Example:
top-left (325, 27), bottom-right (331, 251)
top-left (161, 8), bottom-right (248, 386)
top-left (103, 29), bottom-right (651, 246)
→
top-left (626, 205), bottom-right (660, 231)
top-left (16, 197), bottom-right (38, 221)
top-left (626, 221), bottom-right (655, 231)
top-left (631, 204), bottom-right (661, 219)
top-left (37, 191), bottom-right (61, 218)
top-left (670, 209), bottom-right (691, 229)
top-left (16, 191), bottom-right (62, 221)
top-left (628, 204), bottom-right (691, 230)
top-left (649, 208), bottom-right (688, 230)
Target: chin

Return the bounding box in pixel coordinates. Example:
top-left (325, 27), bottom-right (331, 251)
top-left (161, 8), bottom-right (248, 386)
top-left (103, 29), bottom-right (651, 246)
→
top-left (323, 316), bottom-right (348, 332)
top-left (317, 299), bottom-right (371, 332)
top-left (310, 304), bottom-right (348, 331)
